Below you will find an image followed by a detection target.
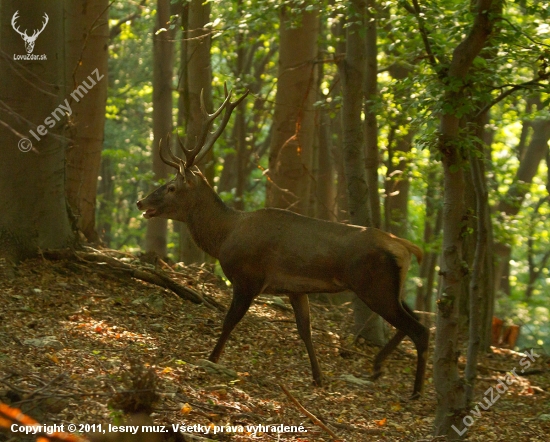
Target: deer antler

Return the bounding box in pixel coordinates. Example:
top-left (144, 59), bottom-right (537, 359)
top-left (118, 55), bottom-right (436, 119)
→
top-left (30, 13), bottom-right (49, 39)
top-left (159, 135), bottom-right (186, 176)
top-left (11, 11), bottom-right (26, 38)
top-left (179, 83), bottom-right (249, 169)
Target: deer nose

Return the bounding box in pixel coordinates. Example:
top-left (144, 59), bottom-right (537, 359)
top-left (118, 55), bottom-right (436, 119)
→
top-left (137, 200), bottom-right (143, 210)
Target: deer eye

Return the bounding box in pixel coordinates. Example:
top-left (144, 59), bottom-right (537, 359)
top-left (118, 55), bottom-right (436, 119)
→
top-left (167, 184), bottom-right (176, 192)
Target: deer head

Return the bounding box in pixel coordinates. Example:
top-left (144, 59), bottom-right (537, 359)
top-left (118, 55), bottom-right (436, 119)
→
top-left (11, 11), bottom-right (49, 54)
top-left (137, 84), bottom-right (249, 222)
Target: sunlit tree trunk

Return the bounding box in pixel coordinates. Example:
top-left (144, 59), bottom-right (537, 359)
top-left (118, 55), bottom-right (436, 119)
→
top-left (494, 95), bottom-right (550, 294)
top-left (145, 0), bottom-right (174, 257)
top-left (364, 0), bottom-right (380, 228)
top-left (65, 0), bottom-right (109, 243)
top-left (0, 0), bottom-right (73, 261)
top-left (431, 0), bottom-right (496, 437)
top-left (385, 129), bottom-right (413, 237)
top-left (266, 4), bottom-right (318, 214)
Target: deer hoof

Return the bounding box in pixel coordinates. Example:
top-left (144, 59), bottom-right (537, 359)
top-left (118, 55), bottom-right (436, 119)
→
top-left (370, 370), bottom-right (382, 381)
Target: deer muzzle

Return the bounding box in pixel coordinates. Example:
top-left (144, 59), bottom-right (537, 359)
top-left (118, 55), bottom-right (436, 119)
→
top-left (136, 200), bottom-right (157, 219)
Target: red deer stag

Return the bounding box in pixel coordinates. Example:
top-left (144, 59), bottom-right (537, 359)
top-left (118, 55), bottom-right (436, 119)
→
top-left (137, 85), bottom-right (429, 398)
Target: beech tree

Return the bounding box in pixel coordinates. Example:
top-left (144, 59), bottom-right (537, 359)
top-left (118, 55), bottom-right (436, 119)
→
top-left (178, 0), bottom-right (213, 264)
top-left (416, 0), bottom-right (498, 436)
top-left (65, 0), bottom-right (109, 243)
top-left (337, 0), bottom-right (386, 345)
top-left (267, 3), bottom-right (318, 214)
top-left (145, 0), bottom-right (174, 257)
top-left (0, 1), bottom-right (73, 261)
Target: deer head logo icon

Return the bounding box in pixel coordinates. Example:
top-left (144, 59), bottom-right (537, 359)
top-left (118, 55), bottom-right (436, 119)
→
top-left (11, 11), bottom-right (49, 54)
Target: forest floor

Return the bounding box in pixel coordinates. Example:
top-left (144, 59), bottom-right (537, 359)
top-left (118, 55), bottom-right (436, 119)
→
top-left (0, 251), bottom-right (549, 442)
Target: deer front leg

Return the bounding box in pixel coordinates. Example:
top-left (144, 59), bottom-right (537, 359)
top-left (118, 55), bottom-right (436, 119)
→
top-left (289, 293), bottom-right (322, 386)
top-left (209, 286), bottom-right (255, 362)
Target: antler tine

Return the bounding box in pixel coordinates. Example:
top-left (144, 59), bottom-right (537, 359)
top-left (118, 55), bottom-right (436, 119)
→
top-left (35, 13), bottom-right (49, 36)
top-left (192, 88), bottom-right (249, 167)
top-left (11, 11), bottom-right (26, 37)
top-left (159, 134), bottom-right (185, 174)
top-left (183, 85), bottom-right (234, 168)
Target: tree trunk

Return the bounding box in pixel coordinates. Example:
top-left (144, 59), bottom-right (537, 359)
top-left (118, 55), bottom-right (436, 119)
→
top-left (65, 0), bottom-right (109, 243)
top-left (315, 109), bottom-right (336, 221)
top-left (385, 130), bottom-right (413, 237)
top-left (494, 96), bottom-right (550, 293)
top-left (145, 0), bottom-right (174, 257)
top-left (0, 0), bottom-right (74, 261)
top-left (337, 1), bottom-right (385, 345)
top-left (464, 113), bottom-right (490, 405)
top-left (178, 0), bottom-right (212, 264)
top-left (266, 5), bottom-right (318, 214)
top-left (233, 24), bottom-right (248, 211)
top-left (96, 155), bottom-right (115, 246)
top-left (432, 0), bottom-right (496, 437)
top-left (415, 162), bottom-right (442, 321)
top-left (364, 0), bottom-right (380, 228)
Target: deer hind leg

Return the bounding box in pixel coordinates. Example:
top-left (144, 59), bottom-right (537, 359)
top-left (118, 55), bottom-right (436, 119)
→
top-left (372, 329), bottom-right (406, 380)
top-left (209, 284), bottom-right (256, 363)
top-left (402, 302), bottom-right (429, 398)
top-left (373, 302), bottom-right (422, 377)
top-left (368, 299), bottom-right (429, 398)
top-left (354, 252), bottom-right (429, 398)
top-left (289, 293), bottom-right (322, 386)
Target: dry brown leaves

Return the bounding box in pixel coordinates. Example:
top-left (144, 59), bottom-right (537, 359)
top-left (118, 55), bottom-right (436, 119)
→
top-left (0, 254), bottom-right (548, 441)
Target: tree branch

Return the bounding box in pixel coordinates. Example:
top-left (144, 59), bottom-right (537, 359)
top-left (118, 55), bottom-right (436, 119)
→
top-left (406, 0), bottom-right (440, 73)
top-left (476, 76), bottom-right (549, 118)
top-left (109, 0), bottom-right (147, 41)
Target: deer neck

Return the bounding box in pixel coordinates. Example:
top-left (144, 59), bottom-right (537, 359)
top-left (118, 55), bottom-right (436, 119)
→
top-left (185, 186), bottom-right (239, 259)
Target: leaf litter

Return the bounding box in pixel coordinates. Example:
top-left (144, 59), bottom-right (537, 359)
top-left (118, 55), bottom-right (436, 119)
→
top-left (0, 253), bottom-right (548, 441)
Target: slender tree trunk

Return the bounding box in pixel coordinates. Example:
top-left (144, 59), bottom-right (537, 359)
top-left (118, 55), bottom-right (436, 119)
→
top-left (464, 113), bottom-right (490, 405)
top-left (385, 131), bottom-right (413, 237)
top-left (65, 0), bottom-right (109, 243)
top-left (312, 25), bottom-right (336, 222)
top-left (145, 0), bottom-right (174, 257)
top-left (338, 8), bottom-right (368, 226)
top-left (432, 0), bottom-right (496, 437)
top-left (179, 0), bottom-right (213, 263)
top-left (234, 22), bottom-right (247, 211)
top-left (96, 156), bottom-right (115, 246)
top-left (0, 0), bottom-right (73, 261)
top-left (266, 5), bottom-right (318, 214)
top-left (494, 97), bottom-right (550, 293)
top-left (316, 109), bottom-right (336, 221)
top-left (364, 0), bottom-right (380, 228)
top-left (415, 162), bottom-right (442, 321)
top-left (338, 1), bottom-right (385, 345)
